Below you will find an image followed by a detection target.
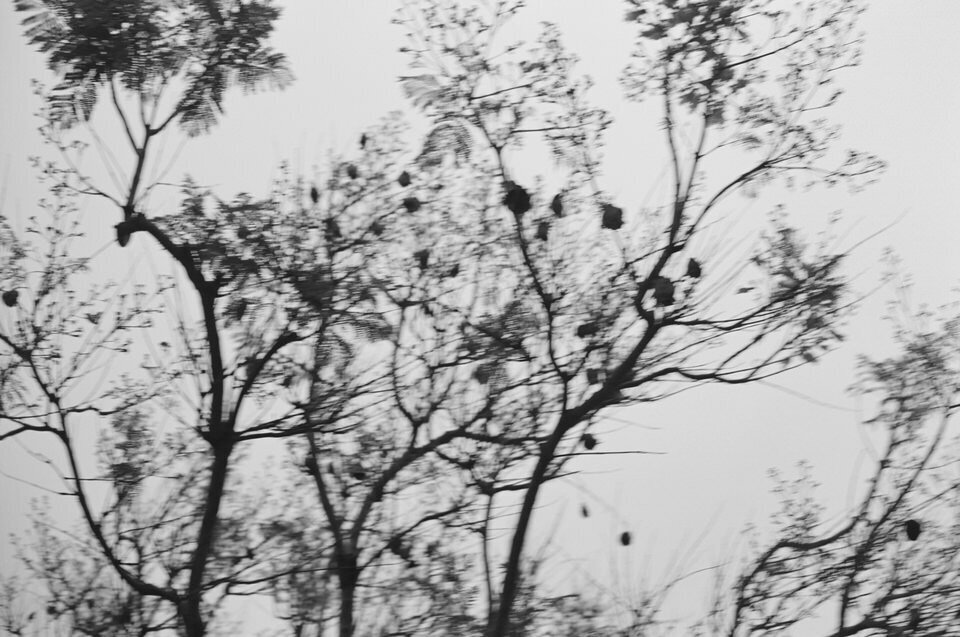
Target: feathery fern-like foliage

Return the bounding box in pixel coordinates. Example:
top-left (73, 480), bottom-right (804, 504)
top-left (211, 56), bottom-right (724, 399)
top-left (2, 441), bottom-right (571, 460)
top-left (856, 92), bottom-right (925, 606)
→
top-left (15, 0), bottom-right (292, 135)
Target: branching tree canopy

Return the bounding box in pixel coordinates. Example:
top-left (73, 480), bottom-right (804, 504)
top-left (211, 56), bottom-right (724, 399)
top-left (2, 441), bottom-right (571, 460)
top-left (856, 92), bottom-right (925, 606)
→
top-left (7, 1), bottom-right (956, 637)
top-left (697, 297), bottom-right (960, 636)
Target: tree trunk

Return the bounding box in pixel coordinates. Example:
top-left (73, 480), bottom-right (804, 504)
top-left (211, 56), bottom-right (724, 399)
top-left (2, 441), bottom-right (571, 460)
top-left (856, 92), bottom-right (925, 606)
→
top-left (338, 554), bottom-right (359, 637)
top-left (181, 443), bottom-right (234, 637)
top-left (489, 436), bottom-right (562, 637)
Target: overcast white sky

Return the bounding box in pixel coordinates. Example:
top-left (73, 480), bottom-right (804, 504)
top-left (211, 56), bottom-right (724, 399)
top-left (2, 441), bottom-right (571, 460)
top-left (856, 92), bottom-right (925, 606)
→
top-left (2, 0), bottom-right (959, 630)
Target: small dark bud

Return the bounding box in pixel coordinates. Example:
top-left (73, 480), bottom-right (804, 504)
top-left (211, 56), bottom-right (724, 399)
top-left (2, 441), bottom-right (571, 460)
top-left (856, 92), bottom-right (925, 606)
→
top-left (686, 258), bottom-right (702, 279)
top-left (310, 186), bottom-right (319, 204)
top-left (620, 531), bottom-right (631, 546)
top-left (2, 290), bottom-right (18, 307)
top-left (535, 220), bottom-right (550, 241)
top-left (398, 170), bottom-right (412, 187)
top-left (346, 164), bottom-right (359, 179)
top-left (581, 433), bottom-right (597, 450)
top-left (359, 133), bottom-right (368, 149)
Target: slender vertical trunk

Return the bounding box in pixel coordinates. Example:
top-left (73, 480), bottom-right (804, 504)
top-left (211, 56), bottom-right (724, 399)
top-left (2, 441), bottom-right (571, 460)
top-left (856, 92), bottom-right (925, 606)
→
top-left (489, 437), bottom-right (561, 637)
top-left (338, 557), bottom-right (358, 637)
top-left (180, 443), bottom-right (234, 637)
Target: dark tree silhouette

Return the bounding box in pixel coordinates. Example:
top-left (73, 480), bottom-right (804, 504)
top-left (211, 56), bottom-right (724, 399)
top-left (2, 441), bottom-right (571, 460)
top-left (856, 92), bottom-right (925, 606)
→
top-left (392, 1), bottom-right (882, 633)
top-left (0, 1), bottom-right (897, 636)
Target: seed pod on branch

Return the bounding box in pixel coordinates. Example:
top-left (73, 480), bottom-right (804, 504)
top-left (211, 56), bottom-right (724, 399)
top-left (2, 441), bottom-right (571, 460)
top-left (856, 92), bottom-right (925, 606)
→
top-left (601, 203), bottom-right (623, 230)
top-left (503, 182), bottom-right (531, 216)
top-left (414, 249), bottom-right (430, 270)
top-left (116, 220), bottom-right (134, 247)
top-left (550, 193), bottom-right (563, 217)
top-left (402, 196), bottom-right (421, 213)
top-left (905, 519), bottom-right (921, 541)
top-left (653, 276), bottom-right (675, 306)
top-left (576, 321), bottom-right (599, 338)
top-left (581, 433), bottom-right (597, 450)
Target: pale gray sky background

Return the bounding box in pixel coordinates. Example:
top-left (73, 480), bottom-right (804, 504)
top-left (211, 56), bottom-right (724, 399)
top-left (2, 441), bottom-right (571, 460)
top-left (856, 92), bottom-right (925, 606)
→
top-left (1, 0), bottom-right (959, 631)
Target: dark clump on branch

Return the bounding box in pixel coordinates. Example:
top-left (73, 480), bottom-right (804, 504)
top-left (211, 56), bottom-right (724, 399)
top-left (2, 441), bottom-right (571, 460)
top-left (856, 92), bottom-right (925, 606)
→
top-left (398, 170), bottom-right (412, 187)
top-left (323, 218), bottom-right (342, 242)
top-left (116, 220), bottom-right (134, 247)
top-left (576, 322), bottom-right (599, 338)
top-left (580, 504), bottom-right (589, 518)
top-left (387, 535), bottom-right (411, 560)
top-left (535, 221), bottom-right (550, 241)
top-left (620, 531), bottom-right (631, 546)
top-left (346, 164), bottom-right (359, 179)
top-left (349, 466), bottom-right (367, 481)
top-left (905, 519), bottom-right (921, 541)
top-left (686, 258), bottom-right (702, 278)
top-left (908, 608), bottom-right (920, 630)
top-left (581, 433), bottom-right (597, 450)
top-left (2, 290), bottom-right (18, 307)
top-left (550, 193), bottom-right (563, 217)
top-left (310, 185), bottom-right (319, 204)
top-left (414, 249), bottom-right (430, 270)
top-left (360, 133), bottom-right (368, 149)
top-left (653, 276), bottom-right (675, 306)
top-left (503, 182), bottom-right (532, 216)
top-left (402, 196), bottom-right (421, 213)
top-left (601, 203), bottom-right (623, 230)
